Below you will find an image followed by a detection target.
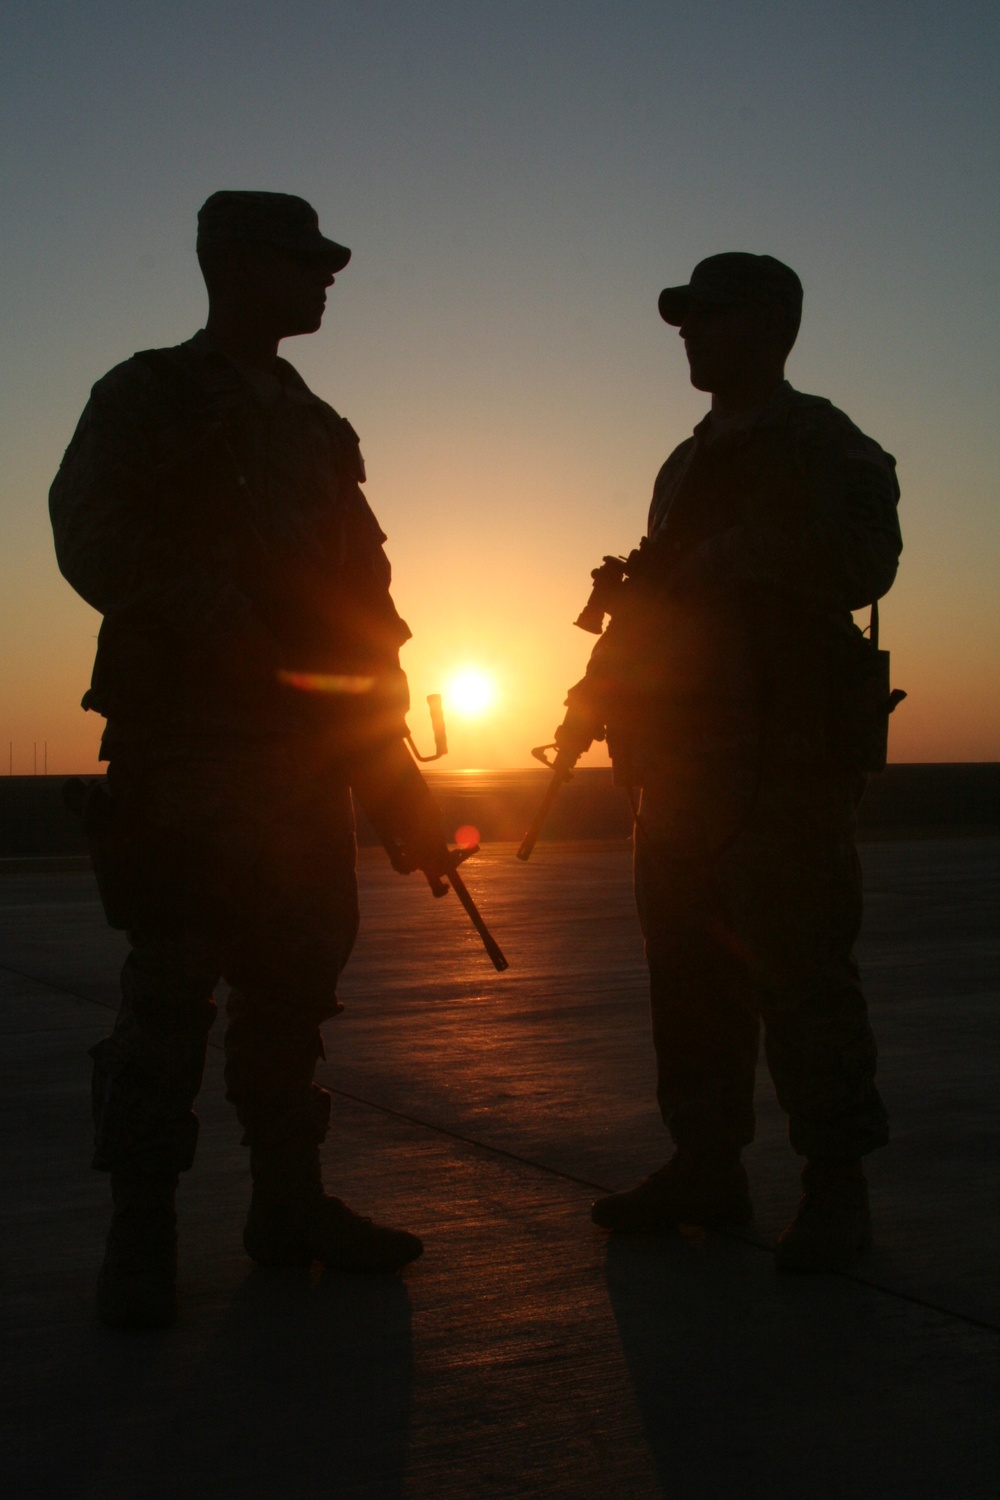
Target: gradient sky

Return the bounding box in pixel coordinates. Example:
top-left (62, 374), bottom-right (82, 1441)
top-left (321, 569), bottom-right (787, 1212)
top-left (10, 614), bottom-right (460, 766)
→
top-left (2, 0), bottom-right (997, 772)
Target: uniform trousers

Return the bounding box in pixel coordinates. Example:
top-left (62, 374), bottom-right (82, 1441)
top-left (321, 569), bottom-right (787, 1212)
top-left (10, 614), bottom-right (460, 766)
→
top-left (88, 741), bottom-right (359, 1176)
top-left (634, 767), bottom-right (888, 1161)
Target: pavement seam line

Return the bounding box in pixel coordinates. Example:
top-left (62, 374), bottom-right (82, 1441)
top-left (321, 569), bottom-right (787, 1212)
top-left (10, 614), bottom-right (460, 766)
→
top-left (7, 960), bottom-right (1000, 1336)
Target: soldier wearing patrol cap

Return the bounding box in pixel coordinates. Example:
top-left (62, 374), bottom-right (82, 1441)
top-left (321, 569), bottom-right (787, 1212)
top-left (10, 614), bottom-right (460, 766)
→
top-left (50, 192), bottom-right (445, 1325)
top-left (560, 252), bottom-right (902, 1270)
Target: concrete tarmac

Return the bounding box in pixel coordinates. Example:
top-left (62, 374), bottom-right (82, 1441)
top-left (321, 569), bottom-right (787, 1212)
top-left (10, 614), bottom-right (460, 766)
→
top-left (1, 839), bottom-right (998, 1498)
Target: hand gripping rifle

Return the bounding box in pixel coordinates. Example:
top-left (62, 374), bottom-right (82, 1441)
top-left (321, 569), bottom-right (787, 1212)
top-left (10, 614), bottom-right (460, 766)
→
top-left (517, 554), bottom-right (631, 862)
top-left (357, 698), bottom-right (509, 971)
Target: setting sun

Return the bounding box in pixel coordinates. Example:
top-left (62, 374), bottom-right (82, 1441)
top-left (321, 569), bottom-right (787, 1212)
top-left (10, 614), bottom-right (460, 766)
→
top-left (446, 668), bottom-right (496, 719)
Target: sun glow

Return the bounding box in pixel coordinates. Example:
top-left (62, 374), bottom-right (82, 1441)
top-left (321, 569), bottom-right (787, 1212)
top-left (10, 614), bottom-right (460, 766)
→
top-left (446, 667), bottom-right (496, 719)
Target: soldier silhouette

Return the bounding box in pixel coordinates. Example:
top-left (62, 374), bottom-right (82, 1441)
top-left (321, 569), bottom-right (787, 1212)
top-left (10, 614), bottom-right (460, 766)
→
top-left (51, 192), bottom-right (452, 1325)
top-left (559, 254), bottom-right (902, 1270)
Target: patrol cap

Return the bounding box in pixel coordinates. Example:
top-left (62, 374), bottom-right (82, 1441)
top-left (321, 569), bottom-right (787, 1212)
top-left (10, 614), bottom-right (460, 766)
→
top-left (658, 252), bottom-right (802, 326)
top-left (196, 191), bottom-right (351, 271)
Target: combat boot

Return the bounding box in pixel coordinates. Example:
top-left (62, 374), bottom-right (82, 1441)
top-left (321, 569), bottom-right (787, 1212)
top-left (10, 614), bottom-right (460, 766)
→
top-left (242, 1113), bottom-right (422, 1274)
top-left (591, 1148), bottom-right (753, 1232)
top-left (244, 1186), bottom-right (424, 1274)
top-left (775, 1158), bottom-right (872, 1273)
top-left (96, 1171), bottom-right (178, 1328)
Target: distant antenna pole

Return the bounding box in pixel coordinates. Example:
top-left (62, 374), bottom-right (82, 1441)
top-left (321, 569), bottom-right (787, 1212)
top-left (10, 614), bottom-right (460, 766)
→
top-left (8, 742), bottom-right (11, 776)
top-left (44, 741), bottom-right (48, 775)
top-left (34, 742), bottom-right (37, 776)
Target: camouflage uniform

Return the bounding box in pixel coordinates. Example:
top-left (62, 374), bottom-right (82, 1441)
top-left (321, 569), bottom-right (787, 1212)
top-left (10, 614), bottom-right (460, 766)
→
top-left (50, 330), bottom-right (410, 1178)
top-left (581, 381), bottom-right (901, 1159)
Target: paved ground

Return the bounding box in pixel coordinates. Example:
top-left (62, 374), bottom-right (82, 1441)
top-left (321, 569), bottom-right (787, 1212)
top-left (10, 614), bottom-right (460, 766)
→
top-left (1, 839), bottom-right (998, 1498)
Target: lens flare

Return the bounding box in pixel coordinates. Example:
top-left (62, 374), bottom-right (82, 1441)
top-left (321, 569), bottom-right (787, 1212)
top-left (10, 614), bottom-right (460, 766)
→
top-left (277, 671), bottom-right (375, 695)
top-left (447, 668), bottom-right (495, 718)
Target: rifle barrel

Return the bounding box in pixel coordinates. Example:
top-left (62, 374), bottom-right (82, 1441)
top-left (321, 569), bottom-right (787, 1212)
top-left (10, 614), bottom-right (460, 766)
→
top-left (516, 766), bottom-right (572, 862)
top-left (449, 864), bottom-right (509, 972)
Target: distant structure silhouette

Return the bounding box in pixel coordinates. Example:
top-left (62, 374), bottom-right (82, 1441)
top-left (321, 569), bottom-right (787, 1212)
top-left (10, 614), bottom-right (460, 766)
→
top-left (554, 252), bottom-right (903, 1270)
top-left (49, 191), bottom-right (461, 1326)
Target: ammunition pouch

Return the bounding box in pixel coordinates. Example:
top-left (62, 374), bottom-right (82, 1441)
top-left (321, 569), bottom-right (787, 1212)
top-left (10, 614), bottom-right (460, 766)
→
top-left (604, 701), bottom-right (647, 788)
top-left (831, 603), bottom-right (906, 774)
top-left (89, 1031), bottom-right (204, 1173)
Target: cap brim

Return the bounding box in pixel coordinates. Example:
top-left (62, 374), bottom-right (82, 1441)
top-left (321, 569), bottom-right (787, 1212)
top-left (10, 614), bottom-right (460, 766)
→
top-left (659, 284), bottom-right (740, 324)
top-left (658, 286), bottom-right (691, 324)
top-left (319, 239), bottom-right (351, 273)
top-left (267, 235), bottom-right (351, 272)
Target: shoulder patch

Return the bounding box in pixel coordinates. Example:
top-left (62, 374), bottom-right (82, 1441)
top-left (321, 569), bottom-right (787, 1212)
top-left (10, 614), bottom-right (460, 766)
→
top-left (844, 440), bottom-right (896, 475)
top-left (336, 415), bottom-right (366, 483)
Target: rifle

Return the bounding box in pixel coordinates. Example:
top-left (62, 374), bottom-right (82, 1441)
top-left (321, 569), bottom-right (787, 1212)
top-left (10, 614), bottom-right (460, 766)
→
top-left (516, 551), bottom-right (635, 861)
top-left (356, 703), bottom-right (509, 972)
top-left (516, 741), bottom-right (582, 862)
top-left (366, 776), bottom-right (509, 971)
top-left (422, 845), bottom-right (510, 973)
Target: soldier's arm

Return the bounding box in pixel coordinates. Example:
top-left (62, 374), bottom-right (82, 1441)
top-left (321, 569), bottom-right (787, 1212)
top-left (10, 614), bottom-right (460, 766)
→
top-left (49, 362), bottom-right (255, 636)
top-left (672, 421), bottom-right (902, 612)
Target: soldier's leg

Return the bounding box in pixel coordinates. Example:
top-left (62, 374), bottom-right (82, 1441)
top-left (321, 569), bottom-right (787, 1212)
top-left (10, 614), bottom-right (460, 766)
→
top-left (87, 750), bottom-right (224, 1326)
top-left (91, 931), bottom-right (219, 1176)
top-left (723, 772), bottom-right (888, 1269)
top-left (639, 839), bottom-right (760, 1152)
top-left (92, 926), bottom-right (219, 1327)
top-left (221, 777), bottom-right (422, 1273)
top-left (724, 773), bottom-right (887, 1158)
top-left (591, 834), bottom-right (756, 1232)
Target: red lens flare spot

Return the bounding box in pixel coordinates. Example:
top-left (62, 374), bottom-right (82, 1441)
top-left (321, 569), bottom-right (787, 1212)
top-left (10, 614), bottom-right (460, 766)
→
top-left (454, 824), bottom-right (480, 850)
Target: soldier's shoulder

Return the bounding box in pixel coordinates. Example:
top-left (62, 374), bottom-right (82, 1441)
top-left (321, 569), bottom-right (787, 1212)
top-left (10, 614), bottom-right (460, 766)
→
top-left (784, 389), bottom-right (897, 477)
top-left (785, 388), bottom-right (885, 449)
top-left (277, 357), bottom-right (352, 424)
top-left (88, 342), bottom-right (194, 408)
top-left (654, 435), bottom-right (696, 483)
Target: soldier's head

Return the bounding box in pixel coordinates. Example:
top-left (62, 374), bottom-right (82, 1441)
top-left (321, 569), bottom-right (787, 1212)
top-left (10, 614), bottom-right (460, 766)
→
top-left (196, 191), bottom-right (351, 341)
top-left (658, 253), bottom-right (802, 399)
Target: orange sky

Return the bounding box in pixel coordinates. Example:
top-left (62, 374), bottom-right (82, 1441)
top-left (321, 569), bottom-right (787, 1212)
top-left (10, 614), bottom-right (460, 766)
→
top-left (2, 4), bottom-right (998, 773)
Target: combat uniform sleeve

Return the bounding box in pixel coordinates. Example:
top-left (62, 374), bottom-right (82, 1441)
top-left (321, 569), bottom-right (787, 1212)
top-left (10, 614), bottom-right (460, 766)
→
top-left (678, 414), bottom-right (902, 613)
top-left (647, 440), bottom-right (696, 537)
top-left (49, 361), bottom-right (254, 635)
